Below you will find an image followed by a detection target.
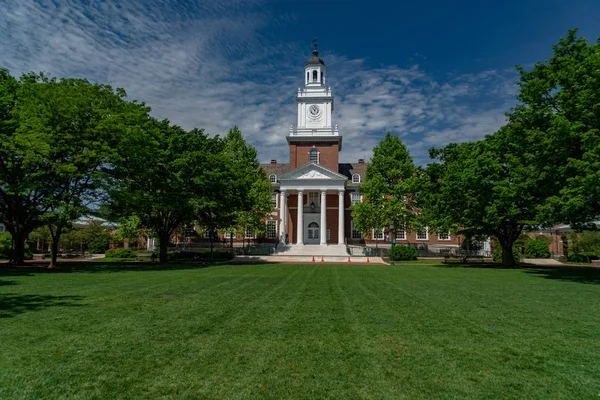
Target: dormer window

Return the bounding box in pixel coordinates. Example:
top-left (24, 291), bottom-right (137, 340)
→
top-left (309, 148), bottom-right (319, 164)
top-left (269, 174), bottom-right (277, 183)
top-left (352, 173), bottom-right (361, 183)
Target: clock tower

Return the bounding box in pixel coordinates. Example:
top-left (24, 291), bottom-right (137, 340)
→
top-left (288, 47), bottom-right (341, 171)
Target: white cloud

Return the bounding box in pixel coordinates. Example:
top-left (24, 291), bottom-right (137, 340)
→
top-left (0, 0), bottom-right (519, 167)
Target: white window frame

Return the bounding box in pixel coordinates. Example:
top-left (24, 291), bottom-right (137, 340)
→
top-left (396, 228), bottom-right (406, 240)
top-left (437, 231), bottom-right (451, 241)
top-left (351, 192), bottom-right (361, 205)
top-left (0, 224), bottom-right (5, 233)
top-left (351, 220), bottom-right (362, 239)
top-left (308, 191), bottom-right (319, 208)
top-left (224, 231), bottom-right (234, 239)
top-left (269, 174), bottom-right (277, 183)
top-left (372, 228), bottom-right (384, 241)
top-left (271, 192), bottom-right (278, 207)
top-left (352, 173), bottom-right (361, 183)
top-left (266, 220), bottom-right (277, 239)
top-left (244, 227), bottom-right (256, 239)
top-left (416, 227), bottom-right (429, 241)
top-left (309, 148), bottom-right (319, 164)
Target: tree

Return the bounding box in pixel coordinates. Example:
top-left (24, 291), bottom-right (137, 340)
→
top-left (509, 30), bottom-right (600, 226)
top-left (196, 126), bottom-right (271, 257)
top-left (0, 69), bottom-right (148, 265)
top-left (108, 119), bottom-right (221, 263)
top-left (15, 75), bottom-right (148, 267)
top-left (424, 124), bottom-right (550, 267)
top-left (352, 133), bottom-right (422, 240)
top-left (0, 69), bottom-right (47, 264)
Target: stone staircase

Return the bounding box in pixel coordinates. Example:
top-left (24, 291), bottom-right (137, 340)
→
top-left (275, 244), bottom-right (349, 256)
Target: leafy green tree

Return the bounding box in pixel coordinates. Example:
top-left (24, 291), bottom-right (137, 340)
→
top-left (352, 133), bottom-right (422, 240)
top-left (114, 216), bottom-right (142, 247)
top-left (0, 69), bottom-right (148, 266)
top-left (508, 30), bottom-right (600, 226)
top-left (108, 119), bottom-right (221, 263)
top-left (0, 69), bottom-right (48, 264)
top-left (524, 236), bottom-right (552, 258)
top-left (196, 126), bottom-right (271, 257)
top-left (424, 124), bottom-right (549, 267)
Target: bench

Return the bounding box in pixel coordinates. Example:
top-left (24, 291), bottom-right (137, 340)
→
top-left (443, 253), bottom-right (485, 264)
top-left (32, 254), bottom-right (46, 260)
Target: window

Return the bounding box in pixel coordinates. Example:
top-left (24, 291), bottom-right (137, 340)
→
top-left (372, 228), bottom-right (384, 240)
top-left (269, 174), bottom-right (277, 183)
top-left (351, 221), bottom-right (362, 239)
top-left (266, 220), bottom-right (277, 239)
top-left (245, 227), bottom-right (256, 239)
top-left (396, 228), bottom-right (406, 240)
top-left (327, 229), bottom-right (330, 240)
top-left (271, 193), bottom-right (278, 207)
top-left (312, 70), bottom-right (318, 81)
top-left (309, 148), bottom-right (319, 164)
top-left (224, 231), bottom-right (234, 239)
top-left (0, 224), bottom-right (4, 233)
top-left (307, 71), bottom-right (309, 82)
top-left (321, 71), bottom-right (324, 83)
top-left (351, 192), bottom-right (361, 205)
top-left (416, 227), bottom-right (428, 240)
top-left (352, 174), bottom-right (361, 183)
top-left (438, 231), bottom-right (451, 241)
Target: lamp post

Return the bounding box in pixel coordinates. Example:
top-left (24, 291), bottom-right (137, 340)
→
top-left (389, 222), bottom-right (395, 265)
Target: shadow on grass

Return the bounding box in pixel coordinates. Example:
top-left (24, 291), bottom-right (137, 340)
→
top-left (0, 261), bottom-right (245, 276)
top-left (522, 267), bottom-right (600, 285)
top-left (0, 294), bottom-right (85, 318)
top-left (0, 280), bottom-right (18, 286)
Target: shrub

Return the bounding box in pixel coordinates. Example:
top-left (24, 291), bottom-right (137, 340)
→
top-left (105, 248), bottom-right (136, 259)
top-left (88, 236), bottom-right (110, 254)
top-left (525, 236), bottom-right (552, 258)
top-left (167, 251), bottom-right (234, 261)
top-left (493, 247), bottom-right (521, 264)
top-left (390, 245), bottom-right (418, 261)
top-left (568, 252), bottom-right (598, 263)
top-left (0, 232), bottom-right (33, 260)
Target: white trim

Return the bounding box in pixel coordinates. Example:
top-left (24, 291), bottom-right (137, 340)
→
top-left (271, 192), bottom-right (278, 208)
top-left (372, 228), bottom-right (384, 240)
top-left (437, 231), bottom-right (451, 241)
top-left (269, 174), bottom-right (278, 183)
top-left (244, 227), bottom-right (256, 239)
top-left (396, 229), bottom-right (406, 240)
top-left (266, 220), bottom-right (277, 239)
top-left (351, 220), bottom-right (362, 239)
top-left (352, 173), bottom-right (361, 183)
top-left (416, 227), bottom-right (429, 241)
top-left (309, 147), bottom-right (319, 164)
top-left (351, 192), bottom-right (361, 205)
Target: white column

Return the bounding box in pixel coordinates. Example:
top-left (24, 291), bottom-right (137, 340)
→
top-left (297, 191), bottom-right (303, 245)
top-left (279, 191), bottom-right (286, 243)
top-left (320, 191), bottom-right (327, 244)
top-left (338, 190), bottom-right (345, 245)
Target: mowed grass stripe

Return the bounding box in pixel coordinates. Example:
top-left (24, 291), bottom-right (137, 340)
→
top-left (1, 263), bottom-right (600, 399)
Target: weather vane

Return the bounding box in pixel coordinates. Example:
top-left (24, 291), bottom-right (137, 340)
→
top-left (312, 38), bottom-right (318, 51)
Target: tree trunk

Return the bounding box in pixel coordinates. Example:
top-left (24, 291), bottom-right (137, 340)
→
top-left (159, 232), bottom-right (169, 264)
top-left (10, 231), bottom-right (27, 265)
top-left (50, 239), bottom-right (60, 268)
top-left (501, 242), bottom-right (516, 267)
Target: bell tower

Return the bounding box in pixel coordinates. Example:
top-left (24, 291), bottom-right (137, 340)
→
top-left (288, 42), bottom-right (342, 171)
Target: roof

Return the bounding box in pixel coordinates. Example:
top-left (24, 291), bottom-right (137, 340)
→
top-left (261, 162), bottom-right (368, 183)
top-left (261, 163), bottom-right (291, 177)
top-left (306, 49), bottom-right (325, 66)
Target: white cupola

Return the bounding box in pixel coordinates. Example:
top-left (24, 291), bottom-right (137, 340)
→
top-left (305, 48), bottom-right (326, 86)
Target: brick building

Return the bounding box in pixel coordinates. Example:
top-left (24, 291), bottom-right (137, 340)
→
top-left (258, 47), bottom-right (463, 256)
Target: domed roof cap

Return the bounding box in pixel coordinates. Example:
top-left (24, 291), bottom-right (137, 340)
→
top-left (306, 48), bottom-right (325, 66)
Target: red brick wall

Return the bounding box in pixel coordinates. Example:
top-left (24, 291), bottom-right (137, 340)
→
top-left (289, 142), bottom-right (339, 170)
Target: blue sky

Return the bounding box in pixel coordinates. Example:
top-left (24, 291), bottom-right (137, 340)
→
top-left (1, 0), bottom-right (599, 165)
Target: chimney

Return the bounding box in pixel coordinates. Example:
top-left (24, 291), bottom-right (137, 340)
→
top-left (270, 159), bottom-right (277, 164)
top-left (358, 159), bottom-right (364, 164)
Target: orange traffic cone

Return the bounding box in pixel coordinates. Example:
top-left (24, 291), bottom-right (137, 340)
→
top-left (312, 255), bottom-right (315, 262)
top-left (348, 256), bottom-right (351, 263)
top-left (321, 256), bottom-right (325, 262)
top-left (367, 256), bottom-right (370, 263)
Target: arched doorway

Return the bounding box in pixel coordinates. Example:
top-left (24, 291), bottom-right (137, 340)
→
top-left (306, 221), bottom-right (320, 244)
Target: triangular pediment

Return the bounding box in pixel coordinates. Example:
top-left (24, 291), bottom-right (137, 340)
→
top-left (279, 162), bottom-right (347, 181)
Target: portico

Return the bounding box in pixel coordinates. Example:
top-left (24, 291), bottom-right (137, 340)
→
top-left (277, 163), bottom-right (347, 251)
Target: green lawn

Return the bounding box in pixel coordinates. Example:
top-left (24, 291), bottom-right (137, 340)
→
top-left (1, 263), bottom-right (599, 399)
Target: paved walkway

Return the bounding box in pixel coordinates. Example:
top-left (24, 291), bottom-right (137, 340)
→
top-left (522, 258), bottom-right (564, 266)
top-left (232, 255), bottom-right (385, 264)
